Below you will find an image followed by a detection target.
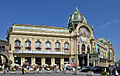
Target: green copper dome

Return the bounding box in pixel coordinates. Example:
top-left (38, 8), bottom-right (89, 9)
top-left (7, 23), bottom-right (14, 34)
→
top-left (68, 7), bottom-right (84, 28)
top-left (68, 7), bottom-right (87, 33)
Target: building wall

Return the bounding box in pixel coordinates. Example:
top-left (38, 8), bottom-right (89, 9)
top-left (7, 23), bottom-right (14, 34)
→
top-left (7, 24), bottom-right (115, 67)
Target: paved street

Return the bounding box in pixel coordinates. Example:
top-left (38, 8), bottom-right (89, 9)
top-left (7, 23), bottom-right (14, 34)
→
top-left (0, 71), bottom-right (101, 76)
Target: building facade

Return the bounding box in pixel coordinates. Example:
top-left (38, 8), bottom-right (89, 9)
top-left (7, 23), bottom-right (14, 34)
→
top-left (0, 40), bottom-right (9, 64)
top-left (6, 8), bottom-right (114, 69)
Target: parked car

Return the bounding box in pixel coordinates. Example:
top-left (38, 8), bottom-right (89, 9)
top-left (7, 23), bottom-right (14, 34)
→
top-left (92, 66), bottom-right (104, 73)
top-left (117, 67), bottom-right (120, 75)
top-left (81, 66), bottom-right (93, 72)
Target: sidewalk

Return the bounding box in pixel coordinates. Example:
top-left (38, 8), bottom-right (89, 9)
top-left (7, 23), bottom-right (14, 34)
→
top-left (0, 70), bottom-right (53, 74)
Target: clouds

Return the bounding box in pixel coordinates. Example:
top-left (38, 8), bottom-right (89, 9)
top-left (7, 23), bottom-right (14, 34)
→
top-left (95, 20), bottom-right (120, 30)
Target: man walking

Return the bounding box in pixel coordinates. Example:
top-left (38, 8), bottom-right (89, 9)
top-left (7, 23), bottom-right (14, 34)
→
top-left (22, 65), bottom-right (24, 74)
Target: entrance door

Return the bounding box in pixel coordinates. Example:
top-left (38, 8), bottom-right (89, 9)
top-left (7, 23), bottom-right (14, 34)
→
top-left (35, 58), bottom-right (41, 66)
top-left (14, 57), bottom-right (21, 65)
top-left (64, 58), bottom-right (69, 64)
top-left (25, 57), bottom-right (31, 65)
top-left (45, 58), bottom-right (51, 65)
top-left (79, 55), bottom-right (87, 68)
top-left (55, 58), bottom-right (60, 69)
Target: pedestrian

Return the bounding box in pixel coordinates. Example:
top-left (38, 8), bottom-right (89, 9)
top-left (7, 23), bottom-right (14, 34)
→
top-left (22, 65), bottom-right (24, 74)
top-left (36, 67), bottom-right (39, 74)
top-left (41, 66), bottom-right (43, 72)
top-left (1, 65), bottom-right (3, 70)
top-left (3, 64), bottom-right (6, 74)
top-left (63, 65), bottom-right (66, 74)
top-left (6, 67), bottom-right (9, 72)
top-left (61, 65), bottom-right (63, 72)
top-left (27, 66), bottom-right (29, 74)
top-left (73, 67), bottom-right (76, 75)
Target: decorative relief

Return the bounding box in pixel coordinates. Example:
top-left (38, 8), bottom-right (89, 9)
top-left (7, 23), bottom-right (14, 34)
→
top-left (61, 40), bottom-right (63, 42)
top-left (52, 39), bottom-right (54, 42)
top-left (78, 26), bottom-right (91, 38)
top-left (31, 38), bottom-right (35, 40)
top-left (22, 38), bottom-right (24, 40)
top-left (41, 39), bottom-right (44, 41)
top-left (37, 39), bottom-right (39, 41)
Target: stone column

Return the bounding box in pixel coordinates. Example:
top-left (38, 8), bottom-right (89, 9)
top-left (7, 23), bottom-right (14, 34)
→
top-left (87, 53), bottom-right (89, 66)
top-left (9, 54), bottom-right (14, 65)
top-left (21, 57), bottom-right (25, 66)
top-left (51, 40), bottom-right (55, 52)
top-left (41, 58), bottom-right (45, 65)
top-left (97, 54), bottom-right (100, 66)
top-left (69, 57), bottom-right (71, 64)
top-left (21, 38), bottom-right (25, 51)
top-left (51, 58), bottom-right (55, 65)
top-left (31, 39), bottom-right (35, 51)
top-left (31, 57), bottom-right (35, 65)
top-left (41, 40), bottom-right (45, 52)
top-left (60, 58), bottom-right (64, 70)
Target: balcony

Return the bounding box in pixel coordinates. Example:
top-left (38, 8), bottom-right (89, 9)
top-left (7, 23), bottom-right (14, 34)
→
top-left (13, 50), bottom-right (70, 55)
top-left (55, 48), bottom-right (61, 52)
top-left (15, 46), bottom-right (21, 49)
top-left (35, 47), bottom-right (41, 51)
top-left (25, 47), bottom-right (31, 50)
top-left (15, 46), bottom-right (21, 50)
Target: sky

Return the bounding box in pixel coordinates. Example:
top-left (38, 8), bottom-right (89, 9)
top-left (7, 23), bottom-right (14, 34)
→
top-left (0, 0), bottom-right (120, 61)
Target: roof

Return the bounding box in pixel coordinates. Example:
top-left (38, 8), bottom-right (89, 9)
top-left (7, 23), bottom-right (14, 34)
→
top-left (97, 38), bottom-right (106, 44)
top-left (0, 40), bottom-right (9, 45)
top-left (13, 24), bottom-right (69, 33)
top-left (14, 24), bottom-right (67, 30)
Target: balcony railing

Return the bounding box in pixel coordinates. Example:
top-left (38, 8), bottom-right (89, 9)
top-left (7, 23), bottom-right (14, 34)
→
top-left (25, 47), bottom-right (31, 50)
top-left (13, 50), bottom-right (70, 55)
top-left (14, 46), bottom-right (21, 49)
top-left (35, 47), bottom-right (41, 51)
top-left (55, 48), bottom-right (61, 52)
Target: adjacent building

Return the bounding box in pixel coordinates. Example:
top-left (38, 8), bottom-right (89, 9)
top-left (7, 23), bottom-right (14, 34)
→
top-left (6, 8), bottom-right (114, 69)
top-left (0, 40), bottom-right (9, 64)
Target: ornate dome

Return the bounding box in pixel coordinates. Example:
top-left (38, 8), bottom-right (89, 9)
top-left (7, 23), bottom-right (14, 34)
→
top-left (68, 7), bottom-right (87, 32)
top-left (68, 7), bottom-right (83, 24)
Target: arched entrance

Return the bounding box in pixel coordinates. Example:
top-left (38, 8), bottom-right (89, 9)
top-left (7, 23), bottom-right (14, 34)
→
top-left (79, 44), bottom-right (87, 68)
top-left (0, 54), bottom-right (8, 65)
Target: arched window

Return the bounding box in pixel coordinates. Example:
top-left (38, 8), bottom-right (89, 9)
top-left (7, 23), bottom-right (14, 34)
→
top-left (82, 44), bottom-right (85, 52)
top-left (45, 41), bottom-right (51, 51)
top-left (64, 42), bottom-right (70, 52)
top-left (35, 41), bottom-right (41, 51)
top-left (1, 46), bottom-right (5, 51)
top-left (14, 40), bottom-right (21, 50)
top-left (55, 42), bottom-right (61, 52)
top-left (25, 40), bottom-right (31, 50)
